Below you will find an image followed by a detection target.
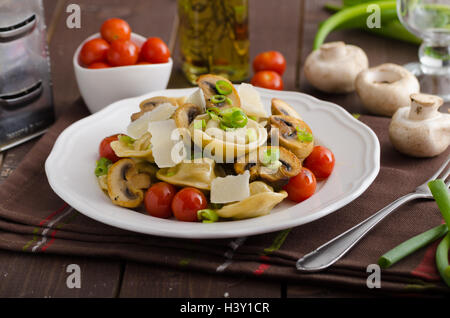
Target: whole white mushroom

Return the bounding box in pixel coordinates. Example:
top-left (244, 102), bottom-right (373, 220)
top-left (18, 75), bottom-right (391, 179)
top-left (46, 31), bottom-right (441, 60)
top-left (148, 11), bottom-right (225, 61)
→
top-left (389, 93), bottom-right (450, 158)
top-left (355, 63), bottom-right (420, 117)
top-left (303, 41), bottom-right (369, 93)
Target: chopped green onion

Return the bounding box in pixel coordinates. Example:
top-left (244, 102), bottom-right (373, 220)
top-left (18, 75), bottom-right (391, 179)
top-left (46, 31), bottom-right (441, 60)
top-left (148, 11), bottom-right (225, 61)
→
top-left (95, 157), bottom-right (112, 177)
top-left (119, 135), bottom-right (135, 146)
top-left (221, 107), bottom-right (248, 129)
top-left (352, 113), bottom-right (361, 119)
top-left (193, 119), bottom-right (206, 130)
top-left (296, 126), bottom-right (313, 142)
top-left (378, 224), bottom-right (448, 269)
top-left (261, 148), bottom-right (280, 166)
top-left (206, 108), bottom-right (221, 121)
top-left (211, 95), bottom-right (226, 104)
top-left (219, 121), bottom-right (235, 131)
top-left (225, 97), bottom-right (233, 105)
top-left (197, 209), bottom-right (219, 223)
top-left (248, 115), bottom-right (258, 121)
top-left (215, 80), bottom-right (233, 95)
top-left (436, 233), bottom-right (450, 287)
top-left (428, 179), bottom-right (450, 227)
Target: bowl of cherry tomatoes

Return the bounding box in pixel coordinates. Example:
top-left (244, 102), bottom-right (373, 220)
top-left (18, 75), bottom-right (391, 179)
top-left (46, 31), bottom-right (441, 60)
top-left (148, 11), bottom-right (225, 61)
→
top-left (73, 18), bottom-right (173, 114)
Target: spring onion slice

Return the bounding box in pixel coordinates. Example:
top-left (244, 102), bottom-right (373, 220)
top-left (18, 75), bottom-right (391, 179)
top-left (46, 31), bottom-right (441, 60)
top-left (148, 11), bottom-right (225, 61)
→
top-left (95, 157), bottom-right (112, 177)
top-left (211, 95), bottom-right (226, 104)
top-left (197, 209), bottom-right (219, 223)
top-left (436, 233), bottom-right (450, 287)
top-left (428, 179), bottom-right (450, 227)
top-left (220, 107), bottom-right (248, 129)
top-left (193, 119), bottom-right (206, 130)
top-left (296, 126), bottom-right (313, 142)
top-left (261, 148), bottom-right (280, 166)
top-left (378, 224), bottom-right (448, 269)
top-left (215, 80), bottom-right (233, 95)
top-left (206, 108), bottom-right (221, 121)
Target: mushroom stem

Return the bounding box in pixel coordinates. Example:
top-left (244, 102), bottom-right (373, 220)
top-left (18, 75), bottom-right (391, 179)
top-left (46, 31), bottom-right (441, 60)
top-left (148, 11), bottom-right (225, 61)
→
top-left (408, 93), bottom-right (443, 121)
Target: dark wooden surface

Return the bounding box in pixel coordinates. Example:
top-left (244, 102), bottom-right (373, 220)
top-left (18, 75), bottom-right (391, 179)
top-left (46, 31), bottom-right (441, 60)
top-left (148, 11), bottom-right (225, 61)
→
top-left (0, 0), bottom-right (437, 298)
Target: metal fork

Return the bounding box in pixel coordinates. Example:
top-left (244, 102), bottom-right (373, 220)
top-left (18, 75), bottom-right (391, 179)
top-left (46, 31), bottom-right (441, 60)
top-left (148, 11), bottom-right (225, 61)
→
top-left (296, 156), bottom-right (450, 272)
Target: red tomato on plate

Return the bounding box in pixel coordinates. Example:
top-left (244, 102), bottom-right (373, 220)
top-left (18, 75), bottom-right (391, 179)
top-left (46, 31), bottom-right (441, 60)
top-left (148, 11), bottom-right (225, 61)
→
top-left (99, 134), bottom-right (121, 162)
top-left (251, 70), bottom-right (283, 90)
top-left (100, 18), bottom-right (131, 43)
top-left (304, 146), bottom-right (335, 179)
top-left (253, 51), bottom-right (286, 75)
top-left (107, 39), bottom-right (139, 66)
top-left (171, 188), bottom-right (207, 222)
top-left (139, 37), bottom-right (171, 64)
top-left (79, 38), bottom-right (110, 66)
top-left (283, 168), bottom-right (317, 203)
top-left (144, 182), bottom-right (177, 219)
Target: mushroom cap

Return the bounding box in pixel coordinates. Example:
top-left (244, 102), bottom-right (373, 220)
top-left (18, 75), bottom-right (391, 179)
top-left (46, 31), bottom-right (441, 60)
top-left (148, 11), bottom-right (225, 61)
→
top-left (388, 93), bottom-right (450, 157)
top-left (131, 96), bottom-right (180, 121)
top-left (355, 63), bottom-right (420, 117)
top-left (234, 146), bottom-right (302, 187)
top-left (107, 158), bottom-right (151, 208)
top-left (269, 115), bottom-right (314, 160)
top-left (271, 98), bottom-right (302, 120)
top-left (304, 41), bottom-right (369, 93)
top-left (173, 103), bottom-right (205, 129)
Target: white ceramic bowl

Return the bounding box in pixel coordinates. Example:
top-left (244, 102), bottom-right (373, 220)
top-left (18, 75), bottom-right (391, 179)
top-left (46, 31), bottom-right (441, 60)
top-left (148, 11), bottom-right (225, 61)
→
top-left (73, 32), bottom-right (173, 113)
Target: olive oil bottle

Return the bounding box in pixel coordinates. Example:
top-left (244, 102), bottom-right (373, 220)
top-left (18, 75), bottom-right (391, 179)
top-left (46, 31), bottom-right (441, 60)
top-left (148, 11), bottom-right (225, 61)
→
top-left (178, 0), bottom-right (249, 84)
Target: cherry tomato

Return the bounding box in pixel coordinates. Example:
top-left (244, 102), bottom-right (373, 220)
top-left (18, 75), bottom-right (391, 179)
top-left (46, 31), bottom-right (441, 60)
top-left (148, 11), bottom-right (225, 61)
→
top-left (100, 18), bottom-right (131, 43)
top-left (304, 146), bottom-right (335, 179)
top-left (250, 70), bottom-right (283, 90)
top-left (283, 168), bottom-right (317, 203)
top-left (139, 37), bottom-right (171, 64)
top-left (144, 182), bottom-right (177, 219)
top-left (171, 188), bottom-right (207, 222)
top-left (88, 62), bottom-right (111, 69)
top-left (79, 38), bottom-right (110, 66)
top-left (106, 39), bottom-right (139, 66)
top-left (99, 134), bottom-right (121, 162)
top-left (253, 51), bottom-right (286, 75)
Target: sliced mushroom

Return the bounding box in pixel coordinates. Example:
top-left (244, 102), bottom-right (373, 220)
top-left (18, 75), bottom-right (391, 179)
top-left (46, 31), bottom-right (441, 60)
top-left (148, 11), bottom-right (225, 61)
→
top-left (156, 158), bottom-right (219, 190)
top-left (107, 159), bottom-right (151, 208)
top-left (197, 74), bottom-right (241, 109)
top-left (131, 96), bottom-right (179, 121)
top-left (235, 146), bottom-right (301, 187)
top-left (173, 103), bottom-right (205, 129)
top-left (271, 98), bottom-right (302, 120)
top-left (215, 181), bottom-right (287, 219)
top-left (269, 115), bottom-right (314, 160)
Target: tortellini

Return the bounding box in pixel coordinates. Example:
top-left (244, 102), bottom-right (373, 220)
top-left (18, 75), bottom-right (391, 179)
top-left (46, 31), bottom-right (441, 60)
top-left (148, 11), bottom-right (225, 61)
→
top-left (156, 158), bottom-right (222, 190)
top-left (110, 132), bottom-right (154, 162)
top-left (216, 181), bottom-right (287, 219)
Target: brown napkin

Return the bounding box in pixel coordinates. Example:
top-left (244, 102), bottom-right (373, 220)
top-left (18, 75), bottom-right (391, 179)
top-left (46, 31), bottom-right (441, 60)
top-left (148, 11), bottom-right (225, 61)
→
top-left (0, 100), bottom-right (448, 295)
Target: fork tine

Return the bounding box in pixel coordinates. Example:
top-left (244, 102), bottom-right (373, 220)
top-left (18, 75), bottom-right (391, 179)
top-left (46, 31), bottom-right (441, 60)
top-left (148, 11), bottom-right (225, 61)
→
top-left (427, 156), bottom-right (450, 182)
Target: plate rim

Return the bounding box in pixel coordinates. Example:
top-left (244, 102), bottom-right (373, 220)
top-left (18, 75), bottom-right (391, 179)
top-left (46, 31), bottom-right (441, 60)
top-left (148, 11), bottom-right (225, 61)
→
top-left (45, 86), bottom-right (380, 238)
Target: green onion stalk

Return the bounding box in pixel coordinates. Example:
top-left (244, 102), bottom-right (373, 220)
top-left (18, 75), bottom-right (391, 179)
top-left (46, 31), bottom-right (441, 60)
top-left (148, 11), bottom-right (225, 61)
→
top-left (315, 0), bottom-right (421, 50)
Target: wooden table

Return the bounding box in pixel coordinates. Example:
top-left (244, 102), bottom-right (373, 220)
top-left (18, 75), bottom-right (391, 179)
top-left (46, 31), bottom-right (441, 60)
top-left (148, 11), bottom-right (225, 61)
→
top-left (0, 0), bottom-right (434, 298)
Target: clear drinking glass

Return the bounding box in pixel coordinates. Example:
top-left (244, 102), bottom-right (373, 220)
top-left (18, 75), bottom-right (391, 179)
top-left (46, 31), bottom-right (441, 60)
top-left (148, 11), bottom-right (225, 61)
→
top-left (397, 0), bottom-right (450, 101)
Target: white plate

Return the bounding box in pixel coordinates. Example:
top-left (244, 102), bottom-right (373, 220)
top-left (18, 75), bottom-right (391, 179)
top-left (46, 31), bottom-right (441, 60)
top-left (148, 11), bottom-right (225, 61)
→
top-left (45, 87), bottom-right (380, 239)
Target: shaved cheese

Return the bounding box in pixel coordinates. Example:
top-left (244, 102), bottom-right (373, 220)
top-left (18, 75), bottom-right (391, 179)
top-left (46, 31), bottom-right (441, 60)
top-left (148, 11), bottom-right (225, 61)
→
top-left (185, 88), bottom-right (206, 110)
top-left (148, 119), bottom-right (185, 168)
top-left (210, 171), bottom-right (250, 204)
top-left (127, 103), bottom-right (177, 139)
top-left (238, 83), bottom-right (268, 118)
